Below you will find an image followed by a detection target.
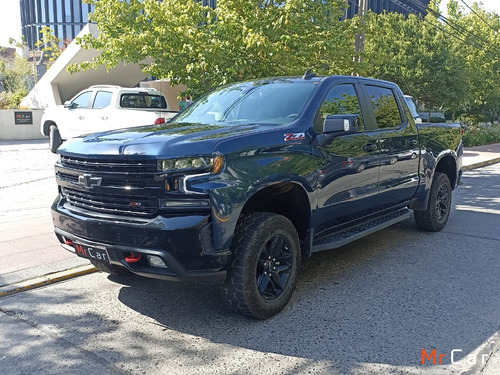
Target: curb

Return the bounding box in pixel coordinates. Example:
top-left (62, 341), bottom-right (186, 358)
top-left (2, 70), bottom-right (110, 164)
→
top-left (462, 157), bottom-right (500, 171)
top-left (0, 264), bottom-right (98, 298)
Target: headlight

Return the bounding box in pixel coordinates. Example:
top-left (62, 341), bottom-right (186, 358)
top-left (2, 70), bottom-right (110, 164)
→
top-left (157, 155), bottom-right (225, 174)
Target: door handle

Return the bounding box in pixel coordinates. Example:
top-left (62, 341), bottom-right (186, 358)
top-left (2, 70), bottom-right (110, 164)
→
top-left (363, 143), bottom-right (378, 152)
top-left (78, 116), bottom-right (85, 120)
top-left (101, 116), bottom-right (108, 120)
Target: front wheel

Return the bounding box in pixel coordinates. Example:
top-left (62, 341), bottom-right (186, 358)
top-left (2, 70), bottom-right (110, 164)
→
top-left (414, 172), bottom-right (452, 232)
top-left (220, 213), bottom-right (301, 319)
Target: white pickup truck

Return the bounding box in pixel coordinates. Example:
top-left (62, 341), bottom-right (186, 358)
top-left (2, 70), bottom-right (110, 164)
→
top-left (40, 85), bottom-right (178, 152)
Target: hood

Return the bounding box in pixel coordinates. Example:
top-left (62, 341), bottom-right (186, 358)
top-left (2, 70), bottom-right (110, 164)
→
top-left (58, 122), bottom-right (273, 158)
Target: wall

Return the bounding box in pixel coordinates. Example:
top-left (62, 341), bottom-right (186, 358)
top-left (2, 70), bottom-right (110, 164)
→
top-left (0, 110), bottom-right (44, 140)
top-left (147, 80), bottom-right (188, 111)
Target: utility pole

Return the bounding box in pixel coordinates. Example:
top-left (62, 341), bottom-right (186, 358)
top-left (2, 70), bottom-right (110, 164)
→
top-left (354, 0), bottom-right (369, 66)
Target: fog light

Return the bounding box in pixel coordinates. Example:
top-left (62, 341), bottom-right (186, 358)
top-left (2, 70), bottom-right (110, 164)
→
top-left (147, 255), bottom-right (168, 269)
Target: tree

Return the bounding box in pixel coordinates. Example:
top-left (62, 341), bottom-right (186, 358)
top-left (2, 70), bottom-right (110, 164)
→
top-left (35, 26), bottom-right (62, 67)
top-left (0, 55), bottom-right (31, 108)
top-left (70, 0), bottom-right (359, 97)
top-left (445, 0), bottom-right (500, 121)
top-left (361, 7), bottom-right (468, 120)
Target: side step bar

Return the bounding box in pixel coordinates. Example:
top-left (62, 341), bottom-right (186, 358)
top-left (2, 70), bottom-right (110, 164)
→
top-left (311, 208), bottom-right (411, 253)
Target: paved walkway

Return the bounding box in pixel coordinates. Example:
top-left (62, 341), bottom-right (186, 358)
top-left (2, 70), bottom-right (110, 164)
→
top-left (462, 143), bottom-right (500, 170)
top-left (0, 140), bottom-right (499, 296)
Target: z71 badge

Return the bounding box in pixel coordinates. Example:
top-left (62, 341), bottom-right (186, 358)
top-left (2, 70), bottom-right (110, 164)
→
top-left (284, 133), bottom-right (305, 141)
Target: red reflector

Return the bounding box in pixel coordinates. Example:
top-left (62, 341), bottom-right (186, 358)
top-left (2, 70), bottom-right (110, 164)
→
top-left (65, 239), bottom-right (73, 245)
top-left (125, 253), bottom-right (142, 263)
top-left (154, 118), bottom-right (165, 125)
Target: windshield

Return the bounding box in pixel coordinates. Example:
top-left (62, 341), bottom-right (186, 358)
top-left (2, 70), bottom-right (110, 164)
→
top-left (172, 80), bottom-right (317, 126)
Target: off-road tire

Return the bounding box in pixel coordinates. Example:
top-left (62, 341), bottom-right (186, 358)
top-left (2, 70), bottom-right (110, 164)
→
top-left (90, 260), bottom-right (131, 276)
top-left (49, 125), bottom-right (62, 153)
top-left (414, 172), bottom-right (452, 232)
top-left (220, 213), bottom-right (301, 319)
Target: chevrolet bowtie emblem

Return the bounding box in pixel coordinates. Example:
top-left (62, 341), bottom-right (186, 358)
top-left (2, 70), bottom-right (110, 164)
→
top-left (78, 173), bottom-right (102, 189)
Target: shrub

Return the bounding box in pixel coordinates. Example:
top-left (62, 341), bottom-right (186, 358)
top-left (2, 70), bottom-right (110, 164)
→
top-left (461, 122), bottom-right (500, 147)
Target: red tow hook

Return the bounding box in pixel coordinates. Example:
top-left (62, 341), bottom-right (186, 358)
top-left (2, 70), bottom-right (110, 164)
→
top-left (125, 253), bottom-right (142, 263)
top-left (65, 239), bottom-right (73, 246)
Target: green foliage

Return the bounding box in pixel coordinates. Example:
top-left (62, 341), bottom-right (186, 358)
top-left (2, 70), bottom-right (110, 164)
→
top-left (0, 56), bottom-right (31, 109)
top-left (72, 0), bottom-right (357, 97)
top-left (462, 123), bottom-right (500, 146)
top-left (35, 26), bottom-right (62, 67)
top-left (362, 10), bottom-right (468, 116)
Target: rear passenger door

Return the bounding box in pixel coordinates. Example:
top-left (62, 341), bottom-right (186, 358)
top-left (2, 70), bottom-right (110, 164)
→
top-left (363, 84), bottom-right (420, 207)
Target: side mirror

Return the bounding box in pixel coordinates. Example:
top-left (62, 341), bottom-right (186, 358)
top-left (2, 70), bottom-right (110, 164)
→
top-left (323, 114), bottom-right (360, 134)
top-left (63, 101), bottom-right (74, 109)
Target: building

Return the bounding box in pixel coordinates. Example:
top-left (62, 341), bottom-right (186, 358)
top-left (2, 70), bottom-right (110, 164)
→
top-left (20, 0), bottom-right (94, 50)
top-left (345, 0), bottom-right (430, 18)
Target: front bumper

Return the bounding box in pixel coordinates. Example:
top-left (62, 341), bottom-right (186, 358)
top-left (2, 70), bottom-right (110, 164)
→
top-left (52, 196), bottom-right (228, 284)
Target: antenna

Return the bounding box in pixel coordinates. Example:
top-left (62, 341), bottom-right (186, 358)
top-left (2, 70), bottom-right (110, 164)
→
top-left (303, 69), bottom-right (317, 80)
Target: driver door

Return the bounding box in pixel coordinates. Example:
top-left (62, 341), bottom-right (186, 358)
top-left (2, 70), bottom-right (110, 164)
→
top-left (314, 83), bottom-right (381, 237)
top-left (63, 90), bottom-right (94, 139)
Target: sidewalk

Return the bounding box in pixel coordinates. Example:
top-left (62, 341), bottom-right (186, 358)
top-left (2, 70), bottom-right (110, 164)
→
top-left (0, 141), bottom-right (499, 297)
top-left (462, 143), bottom-right (500, 170)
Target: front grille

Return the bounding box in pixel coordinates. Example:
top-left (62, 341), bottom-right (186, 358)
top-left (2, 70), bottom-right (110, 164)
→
top-left (58, 172), bottom-right (155, 189)
top-left (60, 155), bottom-right (157, 174)
top-left (62, 187), bottom-right (159, 217)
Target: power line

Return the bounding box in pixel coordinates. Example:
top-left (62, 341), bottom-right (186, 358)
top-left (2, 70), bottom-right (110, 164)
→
top-left (459, 0), bottom-right (498, 33)
top-left (404, 0), bottom-right (493, 51)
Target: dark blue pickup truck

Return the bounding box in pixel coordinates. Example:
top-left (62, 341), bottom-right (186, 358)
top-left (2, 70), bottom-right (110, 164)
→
top-left (52, 74), bottom-right (463, 319)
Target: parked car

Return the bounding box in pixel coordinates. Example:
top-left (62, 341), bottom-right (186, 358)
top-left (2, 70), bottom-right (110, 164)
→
top-left (404, 95), bottom-right (422, 123)
top-left (51, 74), bottom-right (463, 319)
top-left (40, 85), bottom-right (177, 152)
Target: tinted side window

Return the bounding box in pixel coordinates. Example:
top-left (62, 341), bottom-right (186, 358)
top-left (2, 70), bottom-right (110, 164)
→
top-left (365, 85), bottom-right (402, 129)
top-left (72, 91), bottom-right (93, 108)
top-left (93, 91), bottom-right (113, 108)
top-left (314, 84), bottom-right (364, 132)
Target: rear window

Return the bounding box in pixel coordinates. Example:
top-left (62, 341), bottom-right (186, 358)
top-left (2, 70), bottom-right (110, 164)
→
top-left (120, 93), bottom-right (167, 109)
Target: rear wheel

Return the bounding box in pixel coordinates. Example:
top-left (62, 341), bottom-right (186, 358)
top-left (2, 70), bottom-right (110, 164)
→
top-left (220, 213), bottom-right (301, 319)
top-left (49, 125), bottom-right (62, 153)
top-left (414, 172), bottom-right (452, 232)
top-left (90, 260), bottom-right (131, 276)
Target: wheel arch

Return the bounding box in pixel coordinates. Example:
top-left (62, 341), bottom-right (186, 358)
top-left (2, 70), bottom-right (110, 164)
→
top-left (238, 182), bottom-right (312, 256)
top-left (435, 154), bottom-right (458, 189)
top-left (42, 120), bottom-right (57, 136)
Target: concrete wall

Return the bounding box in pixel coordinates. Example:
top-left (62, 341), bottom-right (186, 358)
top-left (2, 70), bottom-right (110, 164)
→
top-left (21, 23), bottom-right (150, 110)
top-left (0, 110), bottom-right (44, 140)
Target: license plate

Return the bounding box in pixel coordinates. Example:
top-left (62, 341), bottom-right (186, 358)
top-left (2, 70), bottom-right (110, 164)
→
top-left (73, 243), bottom-right (110, 264)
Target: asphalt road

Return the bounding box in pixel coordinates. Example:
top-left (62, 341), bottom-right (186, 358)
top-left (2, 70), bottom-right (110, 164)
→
top-left (0, 162), bottom-right (499, 375)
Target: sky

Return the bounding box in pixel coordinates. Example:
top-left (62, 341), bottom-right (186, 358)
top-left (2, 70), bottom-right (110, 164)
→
top-left (1, 0), bottom-right (500, 48)
top-left (0, 0), bottom-right (22, 47)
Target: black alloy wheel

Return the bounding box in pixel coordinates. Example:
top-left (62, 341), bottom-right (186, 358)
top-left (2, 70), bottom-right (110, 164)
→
top-left (414, 172), bottom-right (452, 232)
top-left (220, 212), bottom-right (301, 319)
top-left (256, 234), bottom-right (294, 300)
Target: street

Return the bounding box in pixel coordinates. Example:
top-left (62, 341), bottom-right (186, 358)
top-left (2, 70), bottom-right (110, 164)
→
top-left (0, 143), bottom-right (499, 375)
